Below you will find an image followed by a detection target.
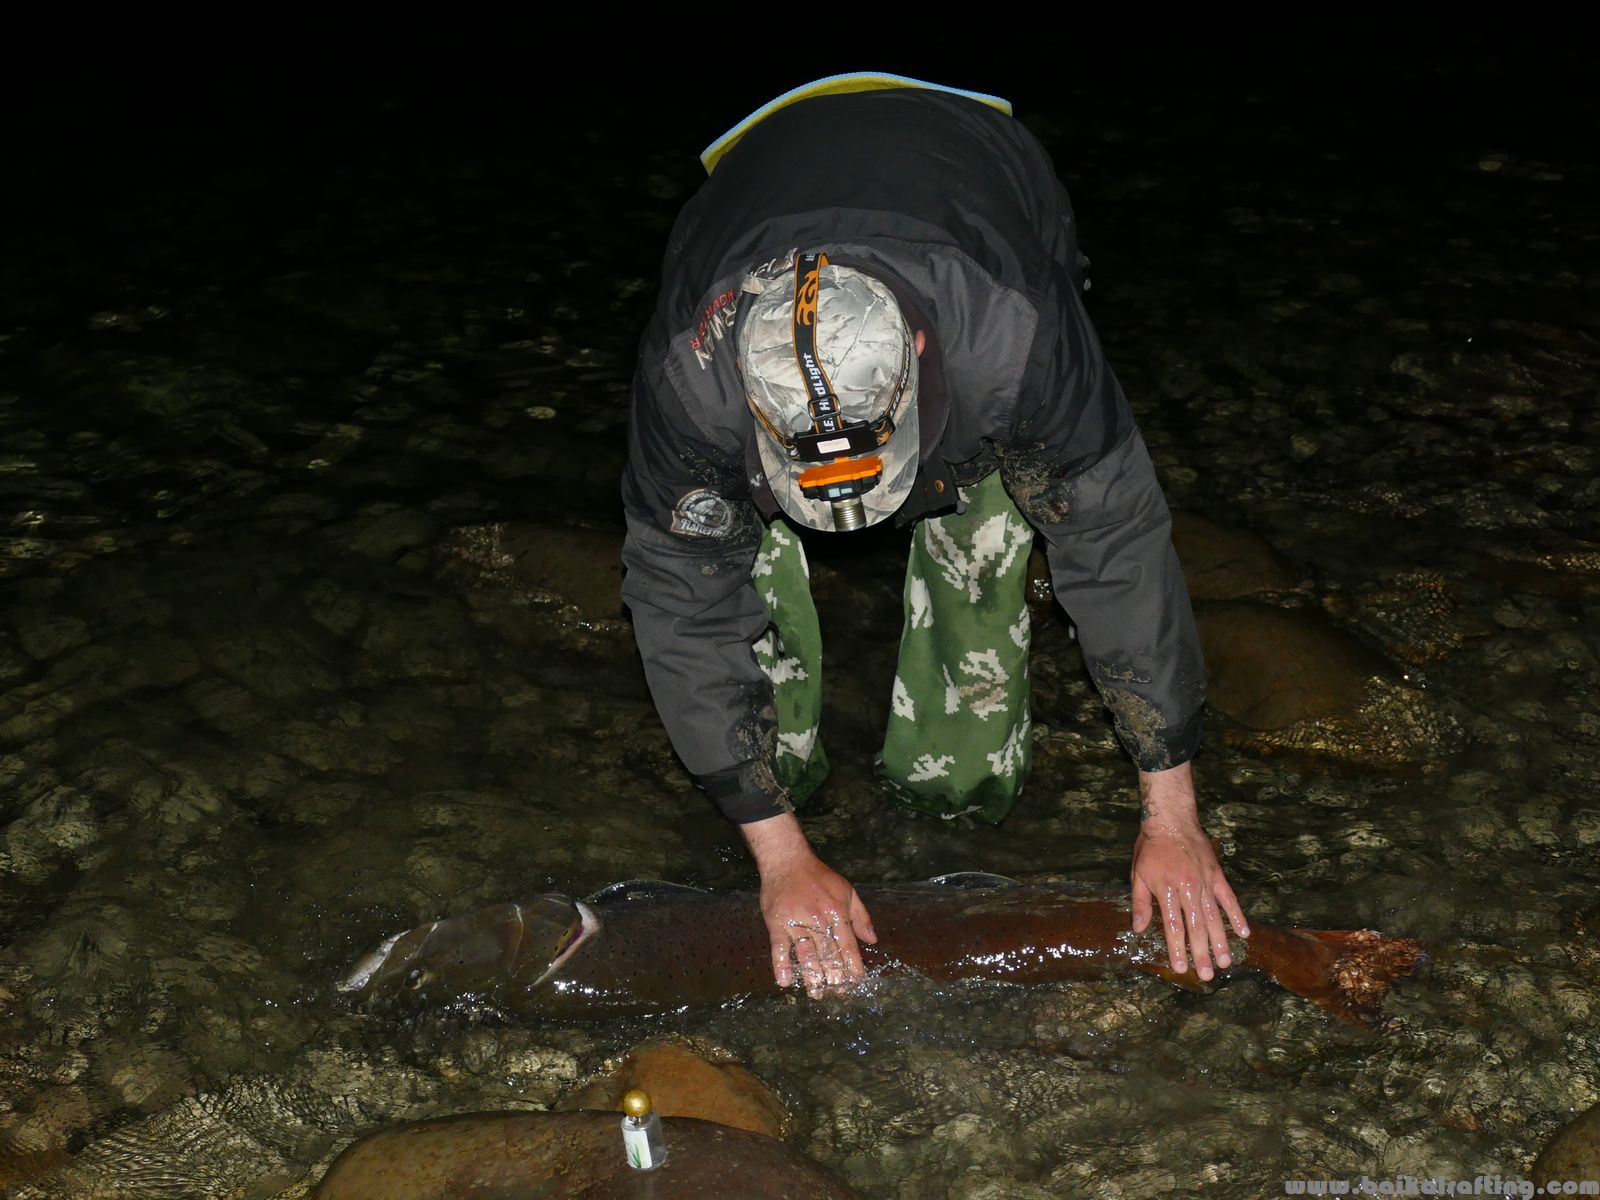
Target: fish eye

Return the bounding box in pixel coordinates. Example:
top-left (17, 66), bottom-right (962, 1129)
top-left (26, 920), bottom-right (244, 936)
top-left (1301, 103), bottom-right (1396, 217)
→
top-left (404, 967), bottom-right (427, 991)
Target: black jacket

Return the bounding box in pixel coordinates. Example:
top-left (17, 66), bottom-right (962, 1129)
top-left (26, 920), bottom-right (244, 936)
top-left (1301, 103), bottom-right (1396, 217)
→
top-left (621, 87), bottom-right (1205, 824)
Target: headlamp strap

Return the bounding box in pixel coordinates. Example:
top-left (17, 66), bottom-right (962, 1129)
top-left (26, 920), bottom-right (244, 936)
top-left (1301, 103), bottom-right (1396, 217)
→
top-left (791, 252), bottom-right (844, 440)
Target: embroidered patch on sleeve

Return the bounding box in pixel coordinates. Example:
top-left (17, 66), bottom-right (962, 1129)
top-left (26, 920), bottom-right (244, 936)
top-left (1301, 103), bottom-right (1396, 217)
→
top-left (671, 488), bottom-right (735, 538)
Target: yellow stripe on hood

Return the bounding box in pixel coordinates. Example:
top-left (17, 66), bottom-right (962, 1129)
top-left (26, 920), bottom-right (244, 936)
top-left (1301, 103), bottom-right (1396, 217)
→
top-left (700, 72), bottom-right (1012, 175)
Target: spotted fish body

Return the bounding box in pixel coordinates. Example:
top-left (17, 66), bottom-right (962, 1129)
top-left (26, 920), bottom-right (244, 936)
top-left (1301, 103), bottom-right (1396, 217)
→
top-left (340, 877), bottom-right (1425, 1027)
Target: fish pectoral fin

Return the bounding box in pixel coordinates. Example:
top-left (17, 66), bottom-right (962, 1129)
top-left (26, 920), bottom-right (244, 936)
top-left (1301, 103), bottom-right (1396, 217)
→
top-left (584, 879), bottom-right (713, 905)
top-left (923, 871), bottom-right (1023, 889)
top-left (1141, 961), bottom-right (1217, 994)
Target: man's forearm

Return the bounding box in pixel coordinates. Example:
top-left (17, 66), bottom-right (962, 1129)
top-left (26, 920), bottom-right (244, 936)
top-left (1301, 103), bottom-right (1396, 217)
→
top-left (1137, 761), bottom-right (1201, 832)
top-left (1014, 430), bottom-right (1207, 774)
top-left (741, 811), bottom-right (817, 874)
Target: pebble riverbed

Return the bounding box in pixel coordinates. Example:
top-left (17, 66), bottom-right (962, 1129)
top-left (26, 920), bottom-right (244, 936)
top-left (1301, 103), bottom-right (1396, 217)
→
top-left (1, 50), bottom-right (1597, 1199)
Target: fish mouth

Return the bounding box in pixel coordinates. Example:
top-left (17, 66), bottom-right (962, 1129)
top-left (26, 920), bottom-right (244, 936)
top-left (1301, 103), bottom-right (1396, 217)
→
top-left (528, 900), bottom-right (600, 988)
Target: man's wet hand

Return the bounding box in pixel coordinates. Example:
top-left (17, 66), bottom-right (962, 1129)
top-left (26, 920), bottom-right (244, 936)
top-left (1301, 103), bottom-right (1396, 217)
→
top-left (741, 813), bottom-right (878, 998)
top-left (760, 856), bottom-right (877, 998)
top-left (1129, 763), bottom-right (1249, 982)
top-left (1131, 823), bottom-right (1249, 981)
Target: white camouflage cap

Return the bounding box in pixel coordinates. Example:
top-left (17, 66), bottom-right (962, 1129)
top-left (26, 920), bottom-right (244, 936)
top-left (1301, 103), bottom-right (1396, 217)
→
top-left (738, 260), bottom-right (919, 532)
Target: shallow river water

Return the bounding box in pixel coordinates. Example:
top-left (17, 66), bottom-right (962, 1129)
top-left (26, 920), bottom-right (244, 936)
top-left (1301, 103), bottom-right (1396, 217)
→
top-left (1, 51), bottom-right (1597, 1199)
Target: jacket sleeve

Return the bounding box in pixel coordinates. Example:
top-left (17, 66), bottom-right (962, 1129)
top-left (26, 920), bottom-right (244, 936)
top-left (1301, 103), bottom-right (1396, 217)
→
top-left (1000, 275), bottom-right (1206, 772)
top-left (619, 364), bottom-right (793, 824)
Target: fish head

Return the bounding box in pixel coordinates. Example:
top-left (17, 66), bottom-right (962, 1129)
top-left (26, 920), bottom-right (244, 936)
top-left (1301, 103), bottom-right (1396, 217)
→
top-left (338, 895), bottom-right (597, 1008)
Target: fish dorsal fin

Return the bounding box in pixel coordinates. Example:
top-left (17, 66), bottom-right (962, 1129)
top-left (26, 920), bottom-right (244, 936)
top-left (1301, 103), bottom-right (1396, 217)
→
top-left (584, 879), bottom-right (714, 905)
top-left (924, 871), bottom-right (1022, 889)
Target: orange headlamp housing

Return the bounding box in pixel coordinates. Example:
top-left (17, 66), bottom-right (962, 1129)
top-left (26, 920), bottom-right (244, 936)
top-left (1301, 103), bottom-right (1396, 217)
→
top-left (798, 455), bottom-right (885, 500)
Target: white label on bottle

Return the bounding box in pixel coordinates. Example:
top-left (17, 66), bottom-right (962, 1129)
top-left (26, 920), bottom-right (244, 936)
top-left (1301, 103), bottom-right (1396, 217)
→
top-left (623, 1123), bottom-right (656, 1169)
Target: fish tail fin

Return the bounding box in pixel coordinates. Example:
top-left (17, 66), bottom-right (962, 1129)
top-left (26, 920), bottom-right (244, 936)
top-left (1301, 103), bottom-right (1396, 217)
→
top-left (1257, 927), bottom-right (1428, 1027)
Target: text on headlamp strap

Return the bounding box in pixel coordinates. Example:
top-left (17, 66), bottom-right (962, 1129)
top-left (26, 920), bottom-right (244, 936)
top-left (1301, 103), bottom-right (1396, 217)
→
top-left (764, 253), bottom-right (905, 464)
top-left (791, 252), bottom-right (844, 436)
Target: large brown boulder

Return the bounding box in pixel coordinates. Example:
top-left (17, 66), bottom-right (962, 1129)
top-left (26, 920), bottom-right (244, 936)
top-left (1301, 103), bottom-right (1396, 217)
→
top-left (1026, 510), bottom-right (1304, 613)
top-left (1170, 510), bottom-right (1306, 601)
top-left (1533, 1101), bottom-right (1600, 1190)
top-left (1193, 600), bottom-right (1461, 766)
top-left (556, 1036), bottom-right (788, 1139)
top-left (1195, 601), bottom-right (1393, 731)
top-left (310, 1109), bottom-right (860, 1200)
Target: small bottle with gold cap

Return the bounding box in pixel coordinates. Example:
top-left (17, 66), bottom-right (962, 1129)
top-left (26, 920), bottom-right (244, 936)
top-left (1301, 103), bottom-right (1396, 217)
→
top-left (620, 1088), bottom-right (667, 1171)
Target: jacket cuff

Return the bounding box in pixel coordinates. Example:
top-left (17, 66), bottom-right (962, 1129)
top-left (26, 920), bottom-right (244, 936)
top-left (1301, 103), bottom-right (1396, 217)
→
top-left (694, 766), bottom-right (795, 825)
top-left (1116, 707), bottom-right (1205, 773)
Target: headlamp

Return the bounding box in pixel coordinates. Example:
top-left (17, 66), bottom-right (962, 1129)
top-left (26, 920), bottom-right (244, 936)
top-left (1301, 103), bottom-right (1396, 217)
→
top-left (753, 251), bottom-right (908, 530)
top-left (798, 456), bottom-right (883, 531)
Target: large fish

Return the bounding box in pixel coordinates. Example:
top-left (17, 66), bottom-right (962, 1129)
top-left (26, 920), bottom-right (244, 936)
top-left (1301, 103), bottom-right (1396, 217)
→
top-left (338, 875), bottom-right (1425, 1027)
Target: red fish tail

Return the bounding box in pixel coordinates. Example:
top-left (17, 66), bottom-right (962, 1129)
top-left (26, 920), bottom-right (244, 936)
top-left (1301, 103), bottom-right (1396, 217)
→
top-left (1252, 927), bottom-right (1427, 1027)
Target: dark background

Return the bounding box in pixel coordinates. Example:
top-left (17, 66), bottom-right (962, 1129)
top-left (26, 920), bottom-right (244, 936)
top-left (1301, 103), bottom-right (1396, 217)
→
top-left (3, 36), bottom-right (1593, 251)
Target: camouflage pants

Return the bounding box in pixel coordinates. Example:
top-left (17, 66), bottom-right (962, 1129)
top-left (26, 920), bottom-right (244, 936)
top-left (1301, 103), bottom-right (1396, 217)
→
top-left (752, 470), bottom-right (1035, 823)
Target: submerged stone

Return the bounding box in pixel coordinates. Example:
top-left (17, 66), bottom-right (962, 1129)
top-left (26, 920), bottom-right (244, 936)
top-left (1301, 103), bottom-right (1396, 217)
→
top-left (1028, 510), bottom-right (1306, 617)
top-left (2, 785), bottom-right (101, 883)
top-left (556, 1036), bottom-right (788, 1139)
top-left (0, 1148), bottom-right (73, 1196)
top-left (1534, 1101), bottom-right (1600, 1190)
top-left (310, 1110), bottom-right (859, 1199)
top-left (13, 611), bottom-right (91, 661)
top-left (1475, 531), bottom-right (1600, 598)
top-left (1193, 600), bottom-right (1460, 765)
top-left (439, 521), bottom-right (627, 624)
top-left (6, 1053), bottom-right (451, 1200)
top-left (330, 504), bottom-right (442, 562)
top-left (1321, 570), bottom-right (1494, 666)
top-left (1169, 510), bottom-right (1306, 601)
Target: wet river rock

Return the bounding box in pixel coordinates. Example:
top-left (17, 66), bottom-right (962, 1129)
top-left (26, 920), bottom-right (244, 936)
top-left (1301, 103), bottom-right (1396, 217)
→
top-left (556, 1036), bottom-right (789, 1139)
top-left (435, 521), bottom-right (634, 660)
top-left (439, 521), bottom-right (627, 623)
top-left (1193, 600), bottom-right (1461, 766)
top-left (937, 513), bottom-right (1462, 768)
top-left (309, 1110), bottom-right (861, 1200)
top-left (1025, 509), bottom-right (1304, 612)
top-left (1167, 511), bottom-right (1492, 666)
top-left (1169, 510), bottom-right (1307, 601)
top-left (1320, 570), bottom-right (1495, 666)
top-left (0, 1139), bottom-right (73, 1197)
top-left (1532, 1101), bottom-right (1600, 1190)
top-left (1474, 531), bottom-right (1600, 600)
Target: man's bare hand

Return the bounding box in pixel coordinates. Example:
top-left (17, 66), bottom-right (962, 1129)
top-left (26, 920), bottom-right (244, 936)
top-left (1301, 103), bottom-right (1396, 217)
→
top-left (742, 813), bottom-right (877, 998)
top-left (1130, 763), bottom-right (1249, 981)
